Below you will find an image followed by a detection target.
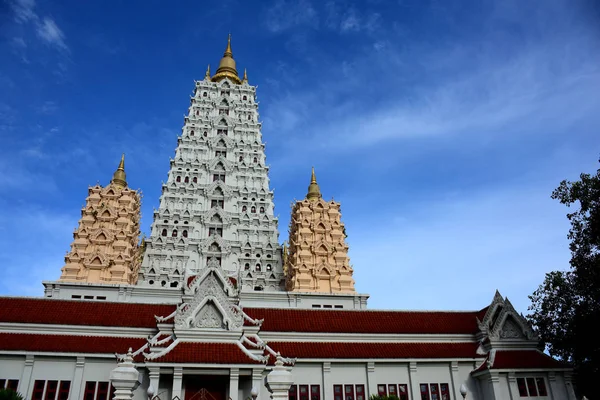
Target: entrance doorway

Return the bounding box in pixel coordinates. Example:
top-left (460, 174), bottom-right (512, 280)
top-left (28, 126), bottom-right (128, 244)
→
top-left (184, 375), bottom-right (228, 400)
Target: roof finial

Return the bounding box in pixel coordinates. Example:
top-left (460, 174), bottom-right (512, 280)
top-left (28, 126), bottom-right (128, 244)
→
top-left (212, 34), bottom-right (241, 84)
top-left (205, 64), bottom-right (211, 80)
top-left (111, 153), bottom-right (127, 189)
top-left (242, 68), bottom-right (248, 83)
top-left (306, 167), bottom-right (321, 201)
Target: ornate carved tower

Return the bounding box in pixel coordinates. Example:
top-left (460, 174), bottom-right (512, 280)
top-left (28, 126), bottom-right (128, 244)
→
top-left (285, 168), bottom-right (356, 293)
top-left (60, 155), bottom-right (141, 284)
top-left (138, 36), bottom-right (284, 292)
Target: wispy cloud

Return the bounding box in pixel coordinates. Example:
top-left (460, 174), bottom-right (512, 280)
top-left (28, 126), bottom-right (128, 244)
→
top-left (9, 0), bottom-right (69, 52)
top-left (264, 0), bottom-right (319, 33)
top-left (36, 17), bottom-right (68, 51)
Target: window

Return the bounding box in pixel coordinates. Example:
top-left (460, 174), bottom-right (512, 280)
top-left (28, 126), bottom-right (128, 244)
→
top-left (388, 385), bottom-right (397, 398)
top-left (161, 229), bottom-right (167, 236)
top-left (255, 264), bottom-right (261, 271)
top-left (251, 206), bottom-right (256, 213)
top-left (203, 92), bottom-right (207, 97)
top-left (253, 157), bottom-right (258, 163)
top-left (217, 129), bottom-right (227, 135)
top-left (378, 385), bottom-right (387, 396)
top-left (219, 109), bottom-right (229, 115)
top-left (355, 385), bottom-right (365, 400)
top-left (239, 155), bottom-right (243, 161)
top-left (176, 176), bottom-right (181, 182)
top-left (0, 379), bottom-right (19, 391)
top-left (190, 130), bottom-right (194, 136)
top-left (517, 377), bottom-right (548, 397)
top-left (216, 150), bottom-right (227, 157)
top-left (243, 95), bottom-right (247, 100)
top-left (266, 264), bottom-right (272, 271)
top-left (204, 131), bottom-right (208, 137)
top-left (213, 174), bottom-right (225, 182)
top-left (310, 385), bottom-right (320, 400)
top-left (211, 200), bottom-right (224, 208)
top-left (289, 385), bottom-right (298, 400)
top-left (260, 207), bottom-right (265, 213)
top-left (32, 380), bottom-right (71, 400)
top-left (299, 385), bottom-right (309, 400)
top-left (184, 177), bottom-right (189, 183)
top-left (334, 385), bottom-right (343, 400)
top-left (242, 206), bottom-right (247, 212)
top-left (345, 385), bottom-right (355, 400)
top-left (398, 384), bottom-right (409, 400)
top-left (209, 227), bottom-right (223, 236)
top-left (84, 381), bottom-right (114, 400)
top-left (420, 383), bottom-right (449, 400)
top-left (245, 263), bottom-right (250, 270)
top-left (182, 230), bottom-right (188, 238)
top-left (193, 177), bottom-right (197, 183)
top-left (172, 230), bottom-right (177, 237)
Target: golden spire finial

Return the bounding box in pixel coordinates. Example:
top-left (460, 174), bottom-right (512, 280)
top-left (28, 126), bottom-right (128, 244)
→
top-left (242, 68), bottom-right (248, 83)
top-left (211, 34), bottom-right (241, 84)
top-left (205, 64), bottom-right (211, 80)
top-left (111, 153), bottom-right (127, 189)
top-left (306, 166), bottom-right (321, 201)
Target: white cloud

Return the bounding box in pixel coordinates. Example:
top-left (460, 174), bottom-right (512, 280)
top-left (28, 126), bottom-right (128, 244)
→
top-left (36, 17), bottom-right (68, 51)
top-left (264, 0), bottom-right (319, 33)
top-left (11, 0), bottom-right (37, 23)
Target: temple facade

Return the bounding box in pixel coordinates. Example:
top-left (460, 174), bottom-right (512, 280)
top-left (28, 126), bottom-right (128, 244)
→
top-left (0, 36), bottom-right (576, 400)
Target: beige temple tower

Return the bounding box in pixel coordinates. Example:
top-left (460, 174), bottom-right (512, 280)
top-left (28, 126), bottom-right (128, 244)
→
top-left (285, 168), bottom-right (356, 293)
top-left (59, 155), bottom-right (142, 284)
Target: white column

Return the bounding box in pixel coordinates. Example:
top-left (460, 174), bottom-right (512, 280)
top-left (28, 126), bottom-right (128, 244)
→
top-left (564, 373), bottom-right (577, 400)
top-left (70, 357), bottom-right (86, 400)
top-left (507, 373), bottom-right (519, 400)
top-left (148, 367), bottom-right (160, 399)
top-left (449, 361), bottom-right (461, 400)
top-left (366, 362), bottom-right (376, 397)
top-left (229, 368), bottom-right (240, 400)
top-left (18, 354), bottom-right (34, 399)
top-left (487, 373), bottom-right (501, 400)
top-left (408, 362), bottom-right (420, 400)
top-left (322, 362), bottom-right (332, 400)
top-left (172, 367), bottom-right (183, 400)
top-left (547, 372), bottom-right (559, 400)
top-left (252, 368), bottom-right (263, 400)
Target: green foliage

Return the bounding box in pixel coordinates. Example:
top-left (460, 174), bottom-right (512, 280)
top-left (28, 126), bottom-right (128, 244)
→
top-left (0, 389), bottom-right (25, 400)
top-left (527, 159), bottom-right (600, 396)
top-left (369, 395), bottom-right (399, 400)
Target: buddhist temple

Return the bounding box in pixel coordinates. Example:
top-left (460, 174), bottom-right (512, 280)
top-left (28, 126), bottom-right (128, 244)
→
top-left (0, 36), bottom-right (574, 400)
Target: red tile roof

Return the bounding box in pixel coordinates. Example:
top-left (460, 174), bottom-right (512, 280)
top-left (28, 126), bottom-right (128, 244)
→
top-left (244, 308), bottom-right (485, 334)
top-left (267, 342), bottom-right (480, 359)
top-left (0, 297), bottom-right (176, 328)
top-left (492, 350), bottom-right (567, 370)
top-left (152, 342), bottom-right (262, 364)
top-left (0, 332), bottom-right (145, 354)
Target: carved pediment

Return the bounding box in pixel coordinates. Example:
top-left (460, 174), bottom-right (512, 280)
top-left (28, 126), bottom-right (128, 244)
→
top-left (176, 271), bottom-right (242, 331)
top-left (200, 235), bottom-right (231, 253)
top-left (478, 291), bottom-right (536, 341)
top-left (203, 181), bottom-right (233, 198)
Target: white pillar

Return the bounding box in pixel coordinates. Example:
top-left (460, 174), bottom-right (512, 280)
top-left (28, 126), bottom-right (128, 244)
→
top-left (252, 368), bottom-right (263, 400)
top-left (17, 354), bottom-right (34, 399)
top-left (547, 372), bottom-right (559, 400)
top-left (564, 373), bottom-right (577, 400)
top-left (266, 355), bottom-right (293, 400)
top-left (507, 373), bottom-right (519, 400)
top-left (408, 362), bottom-right (420, 400)
top-left (322, 362), bottom-right (331, 400)
top-left (148, 367), bottom-right (160, 399)
top-left (70, 357), bottom-right (86, 400)
top-left (487, 373), bottom-right (501, 400)
top-left (110, 349), bottom-right (140, 400)
top-left (229, 368), bottom-right (240, 400)
top-left (366, 362), bottom-right (376, 397)
top-left (172, 367), bottom-right (183, 400)
top-left (449, 362), bottom-right (461, 400)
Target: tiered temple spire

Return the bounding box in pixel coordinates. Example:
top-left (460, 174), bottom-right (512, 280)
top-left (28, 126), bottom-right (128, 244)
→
top-left (285, 169), bottom-right (355, 293)
top-left (138, 36), bottom-right (283, 291)
top-left (59, 155), bottom-right (141, 284)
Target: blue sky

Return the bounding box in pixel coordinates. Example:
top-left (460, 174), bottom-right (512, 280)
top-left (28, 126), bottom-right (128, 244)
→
top-left (1, 0), bottom-right (599, 313)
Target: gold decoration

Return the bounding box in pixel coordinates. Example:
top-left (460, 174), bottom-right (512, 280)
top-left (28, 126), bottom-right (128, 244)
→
top-left (111, 153), bottom-right (127, 189)
top-left (306, 167), bottom-right (321, 201)
top-left (211, 34), bottom-right (242, 84)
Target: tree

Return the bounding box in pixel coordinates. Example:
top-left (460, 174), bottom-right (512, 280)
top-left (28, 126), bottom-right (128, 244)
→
top-left (528, 160), bottom-right (600, 397)
top-left (0, 389), bottom-right (25, 400)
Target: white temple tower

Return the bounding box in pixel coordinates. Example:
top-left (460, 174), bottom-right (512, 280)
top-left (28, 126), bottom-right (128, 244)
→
top-left (138, 35), bottom-right (284, 292)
